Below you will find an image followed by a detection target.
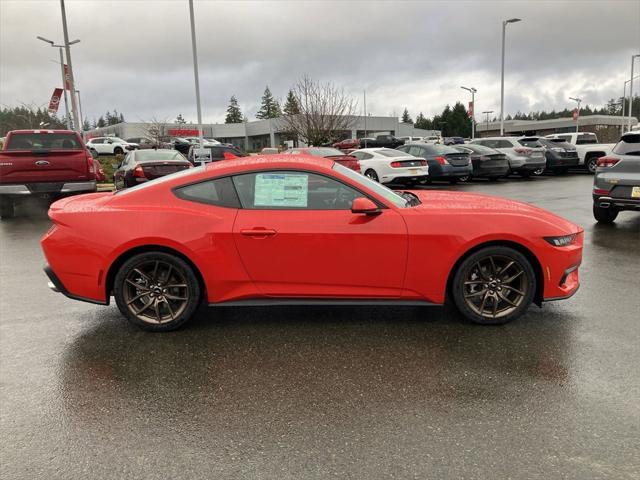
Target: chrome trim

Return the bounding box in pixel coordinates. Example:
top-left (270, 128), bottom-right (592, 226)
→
top-left (0, 184), bottom-right (31, 195)
top-left (60, 180), bottom-right (97, 193)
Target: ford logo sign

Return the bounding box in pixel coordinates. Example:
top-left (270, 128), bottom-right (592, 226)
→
top-left (35, 160), bottom-right (50, 166)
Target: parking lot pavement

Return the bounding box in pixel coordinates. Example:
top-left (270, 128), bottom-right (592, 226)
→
top-left (1, 173), bottom-right (638, 479)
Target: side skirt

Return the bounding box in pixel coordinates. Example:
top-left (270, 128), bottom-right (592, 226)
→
top-left (208, 299), bottom-right (440, 307)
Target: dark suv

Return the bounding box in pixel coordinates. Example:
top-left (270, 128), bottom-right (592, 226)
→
top-left (592, 132), bottom-right (640, 223)
top-left (186, 144), bottom-right (248, 164)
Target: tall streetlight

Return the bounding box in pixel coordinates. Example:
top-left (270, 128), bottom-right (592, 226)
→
top-left (188, 0), bottom-right (204, 150)
top-left (461, 86), bottom-right (477, 139)
top-left (482, 110), bottom-right (494, 137)
top-left (621, 75), bottom-right (640, 135)
top-left (37, 35), bottom-right (79, 130)
top-left (627, 54), bottom-right (640, 133)
top-left (60, 0), bottom-right (80, 133)
top-left (569, 96), bottom-right (582, 132)
top-left (500, 17), bottom-right (521, 135)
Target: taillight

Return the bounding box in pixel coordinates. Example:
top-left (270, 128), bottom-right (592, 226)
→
top-left (514, 147), bottom-right (531, 155)
top-left (390, 161), bottom-right (402, 168)
top-left (86, 152), bottom-right (95, 174)
top-left (593, 188), bottom-right (609, 195)
top-left (133, 164), bottom-right (146, 178)
top-left (434, 156), bottom-right (449, 165)
top-left (596, 156), bottom-right (620, 168)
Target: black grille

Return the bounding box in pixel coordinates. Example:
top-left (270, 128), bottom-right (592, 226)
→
top-left (26, 183), bottom-right (63, 193)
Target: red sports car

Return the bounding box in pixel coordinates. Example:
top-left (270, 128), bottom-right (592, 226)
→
top-left (41, 156), bottom-right (583, 331)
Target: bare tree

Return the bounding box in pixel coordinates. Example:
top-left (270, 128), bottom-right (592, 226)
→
top-left (282, 76), bottom-right (358, 146)
top-left (140, 116), bottom-right (170, 146)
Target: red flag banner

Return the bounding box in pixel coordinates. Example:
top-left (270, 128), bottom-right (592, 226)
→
top-left (572, 108), bottom-right (579, 121)
top-left (63, 64), bottom-right (71, 90)
top-left (48, 88), bottom-right (64, 114)
top-left (468, 101), bottom-right (474, 118)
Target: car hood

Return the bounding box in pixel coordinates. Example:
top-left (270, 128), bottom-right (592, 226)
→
top-left (406, 190), bottom-right (581, 233)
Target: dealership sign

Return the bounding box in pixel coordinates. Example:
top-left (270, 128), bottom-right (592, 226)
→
top-left (167, 129), bottom-right (201, 136)
top-left (47, 88), bottom-right (63, 114)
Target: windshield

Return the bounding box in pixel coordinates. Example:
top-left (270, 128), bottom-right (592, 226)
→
top-left (136, 150), bottom-right (186, 162)
top-left (333, 163), bottom-right (408, 208)
top-left (518, 138), bottom-right (542, 148)
top-left (378, 149), bottom-right (408, 158)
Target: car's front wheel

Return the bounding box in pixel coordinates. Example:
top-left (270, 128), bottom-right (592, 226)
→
top-left (451, 246), bottom-right (536, 325)
top-left (593, 203), bottom-right (618, 224)
top-left (364, 169), bottom-right (379, 182)
top-left (113, 147), bottom-right (124, 156)
top-left (586, 156), bottom-right (599, 174)
top-left (114, 252), bottom-right (201, 331)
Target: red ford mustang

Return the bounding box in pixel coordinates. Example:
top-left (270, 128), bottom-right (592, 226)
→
top-left (41, 156), bottom-right (583, 331)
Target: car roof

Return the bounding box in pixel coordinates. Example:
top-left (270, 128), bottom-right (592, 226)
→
top-left (476, 137), bottom-right (518, 140)
top-left (204, 154), bottom-right (333, 172)
top-left (9, 129), bottom-right (78, 134)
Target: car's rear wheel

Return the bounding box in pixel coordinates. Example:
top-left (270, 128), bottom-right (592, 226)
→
top-left (0, 198), bottom-right (15, 219)
top-left (532, 167), bottom-right (545, 176)
top-left (593, 203), bottom-right (618, 224)
top-left (364, 169), bottom-right (379, 182)
top-left (114, 252), bottom-right (201, 331)
top-left (114, 147), bottom-right (124, 155)
top-left (459, 175), bottom-right (471, 182)
top-left (451, 246), bottom-right (535, 325)
top-left (586, 156), bottom-right (598, 174)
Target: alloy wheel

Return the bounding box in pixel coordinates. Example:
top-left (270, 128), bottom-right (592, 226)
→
top-left (123, 260), bottom-right (190, 324)
top-left (462, 255), bottom-right (528, 320)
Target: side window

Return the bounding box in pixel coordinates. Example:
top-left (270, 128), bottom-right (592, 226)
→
top-left (232, 171), bottom-right (361, 210)
top-left (210, 147), bottom-right (224, 160)
top-left (174, 177), bottom-right (240, 208)
top-left (497, 140), bottom-right (513, 148)
top-left (91, 138), bottom-right (104, 144)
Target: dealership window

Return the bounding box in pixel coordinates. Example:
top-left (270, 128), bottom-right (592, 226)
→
top-left (174, 176), bottom-right (240, 208)
top-left (232, 171), bottom-right (361, 210)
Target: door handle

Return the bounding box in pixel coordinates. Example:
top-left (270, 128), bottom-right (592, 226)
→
top-left (240, 228), bottom-right (277, 237)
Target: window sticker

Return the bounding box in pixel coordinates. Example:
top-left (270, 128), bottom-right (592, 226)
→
top-left (254, 173), bottom-right (308, 207)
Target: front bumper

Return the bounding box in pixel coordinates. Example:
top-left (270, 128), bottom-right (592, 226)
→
top-left (0, 180), bottom-right (97, 196)
top-left (547, 156), bottom-right (580, 168)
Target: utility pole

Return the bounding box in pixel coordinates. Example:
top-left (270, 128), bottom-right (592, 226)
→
top-left (500, 18), bottom-right (521, 135)
top-left (188, 0), bottom-right (204, 150)
top-left (59, 0), bottom-right (80, 133)
top-left (363, 90), bottom-right (367, 148)
top-left (628, 54), bottom-right (640, 133)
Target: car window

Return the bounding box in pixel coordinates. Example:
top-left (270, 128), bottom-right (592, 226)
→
top-left (612, 134), bottom-right (640, 156)
top-left (232, 171), bottom-right (361, 210)
top-left (174, 176), bottom-right (240, 208)
top-left (352, 151), bottom-right (373, 160)
top-left (518, 138), bottom-right (541, 148)
top-left (576, 134), bottom-right (598, 145)
top-left (90, 138), bottom-right (103, 144)
top-left (378, 149), bottom-right (407, 158)
top-left (407, 146), bottom-right (425, 156)
top-left (5, 132), bottom-right (82, 150)
top-left (496, 140), bottom-right (513, 148)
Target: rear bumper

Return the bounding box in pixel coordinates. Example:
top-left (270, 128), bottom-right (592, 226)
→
top-left (547, 157), bottom-right (580, 168)
top-left (0, 180), bottom-right (97, 196)
top-left (474, 164), bottom-right (510, 177)
top-left (428, 163), bottom-right (473, 179)
top-left (515, 160), bottom-right (547, 171)
top-left (594, 195), bottom-right (640, 211)
top-left (44, 264), bottom-right (108, 305)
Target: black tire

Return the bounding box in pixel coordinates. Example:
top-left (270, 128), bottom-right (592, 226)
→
top-left (113, 147), bottom-right (124, 156)
top-left (364, 169), bottom-right (379, 182)
top-left (0, 198), bottom-right (15, 219)
top-left (532, 167), bottom-right (545, 176)
top-left (451, 246), bottom-right (536, 325)
top-left (458, 175), bottom-right (471, 183)
top-left (114, 252), bottom-right (201, 332)
top-left (593, 203), bottom-right (618, 224)
top-left (586, 156), bottom-right (598, 174)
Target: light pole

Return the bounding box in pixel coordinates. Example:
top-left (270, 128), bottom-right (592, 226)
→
top-left (627, 54), bottom-right (640, 133)
top-left (37, 36), bottom-right (79, 130)
top-left (500, 18), bottom-right (521, 136)
top-left (59, 0), bottom-right (80, 133)
top-left (482, 110), bottom-right (494, 137)
top-left (363, 89), bottom-right (368, 147)
top-left (569, 96), bottom-right (582, 132)
top-left (188, 0), bottom-right (204, 150)
top-left (621, 75), bottom-right (640, 135)
top-left (461, 86), bottom-right (477, 139)
top-left (76, 89), bottom-right (84, 131)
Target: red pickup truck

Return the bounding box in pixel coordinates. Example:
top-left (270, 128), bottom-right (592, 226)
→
top-left (0, 130), bottom-right (97, 218)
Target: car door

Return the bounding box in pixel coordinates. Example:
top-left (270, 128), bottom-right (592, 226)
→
top-left (113, 152), bottom-right (130, 190)
top-left (90, 138), bottom-right (107, 154)
top-left (231, 169), bottom-right (408, 298)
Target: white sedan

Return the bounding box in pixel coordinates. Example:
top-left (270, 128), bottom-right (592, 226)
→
top-left (350, 148), bottom-right (428, 184)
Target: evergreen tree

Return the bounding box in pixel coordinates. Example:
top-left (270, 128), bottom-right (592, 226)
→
top-left (96, 116), bottom-right (106, 128)
top-left (283, 90), bottom-right (300, 115)
top-left (256, 86), bottom-right (281, 119)
top-left (225, 96), bottom-right (243, 123)
top-left (175, 114), bottom-right (186, 124)
top-left (82, 118), bottom-right (91, 131)
top-left (401, 108), bottom-right (413, 124)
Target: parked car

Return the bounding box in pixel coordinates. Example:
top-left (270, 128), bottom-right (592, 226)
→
top-left (470, 137), bottom-right (546, 177)
top-left (518, 136), bottom-right (579, 174)
top-left (260, 147), bottom-right (280, 154)
top-left (592, 132), bottom-right (640, 223)
top-left (333, 138), bottom-right (360, 150)
top-left (545, 132), bottom-right (614, 173)
top-left (396, 143), bottom-right (472, 183)
top-left (284, 147), bottom-right (360, 172)
top-left (186, 144), bottom-right (248, 164)
top-left (113, 149), bottom-right (191, 191)
top-left (41, 156), bottom-right (583, 331)
top-left (171, 137), bottom-right (193, 155)
top-left (444, 136), bottom-right (465, 145)
top-left (350, 148), bottom-right (428, 184)
top-left (86, 136), bottom-right (136, 155)
top-left (398, 136), bottom-right (424, 144)
top-left (452, 144), bottom-right (510, 181)
top-left (0, 129), bottom-right (97, 218)
top-left (125, 137), bottom-right (170, 150)
top-left (360, 134), bottom-right (404, 149)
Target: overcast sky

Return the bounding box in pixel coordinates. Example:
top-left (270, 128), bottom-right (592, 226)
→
top-left (1, 0), bottom-right (639, 124)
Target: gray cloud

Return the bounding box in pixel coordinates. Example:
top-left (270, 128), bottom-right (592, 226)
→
top-left (1, 0), bottom-right (639, 124)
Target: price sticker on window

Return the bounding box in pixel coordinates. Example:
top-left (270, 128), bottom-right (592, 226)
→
top-left (254, 173), bottom-right (308, 207)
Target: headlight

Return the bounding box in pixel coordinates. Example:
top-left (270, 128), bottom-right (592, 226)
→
top-left (551, 147), bottom-right (564, 152)
top-left (544, 234), bottom-right (577, 247)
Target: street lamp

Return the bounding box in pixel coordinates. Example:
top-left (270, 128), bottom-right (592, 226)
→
top-left (482, 110), bottom-right (494, 137)
top-left (627, 54), bottom-right (640, 133)
top-left (500, 17), bottom-right (521, 135)
top-left (188, 0), bottom-right (204, 152)
top-left (461, 86), bottom-right (477, 139)
top-left (621, 75), bottom-right (640, 135)
top-left (37, 35), bottom-right (80, 130)
top-left (569, 96), bottom-right (582, 133)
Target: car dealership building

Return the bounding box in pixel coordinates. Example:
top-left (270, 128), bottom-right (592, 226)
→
top-left (86, 116), bottom-right (441, 151)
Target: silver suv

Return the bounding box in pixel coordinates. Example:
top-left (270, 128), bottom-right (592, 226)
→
top-left (470, 137), bottom-right (546, 177)
top-left (592, 132), bottom-right (640, 223)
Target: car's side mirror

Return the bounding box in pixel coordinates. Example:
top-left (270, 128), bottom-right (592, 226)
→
top-left (351, 197), bottom-right (381, 215)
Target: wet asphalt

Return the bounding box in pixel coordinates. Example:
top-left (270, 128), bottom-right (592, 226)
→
top-left (0, 173), bottom-right (638, 479)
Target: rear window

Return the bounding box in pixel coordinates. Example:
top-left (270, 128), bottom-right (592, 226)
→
top-left (459, 144), bottom-right (497, 155)
top-left (378, 149), bottom-right (408, 158)
top-left (174, 177), bottom-right (240, 207)
top-left (306, 148), bottom-right (344, 157)
top-left (612, 134), bottom-right (640, 156)
top-left (136, 150), bottom-right (185, 162)
top-left (5, 132), bottom-right (82, 150)
top-left (518, 138), bottom-right (542, 148)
